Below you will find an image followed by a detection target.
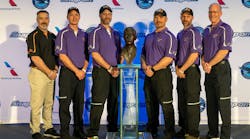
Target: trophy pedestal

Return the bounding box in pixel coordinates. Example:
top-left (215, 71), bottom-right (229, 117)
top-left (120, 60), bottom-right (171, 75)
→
top-left (107, 64), bottom-right (152, 139)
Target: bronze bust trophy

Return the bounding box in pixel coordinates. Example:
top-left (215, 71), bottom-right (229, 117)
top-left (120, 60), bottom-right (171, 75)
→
top-left (121, 27), bottom-right (137, 64)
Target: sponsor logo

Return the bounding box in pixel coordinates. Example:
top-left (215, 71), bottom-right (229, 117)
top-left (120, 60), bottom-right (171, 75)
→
top-left (85, 97), bottom-right (92, 112)
top-left (60, 0), bottom-right (93, 3)
top-left (195, 26), bottom-right (204, 35)
top-left (9, 31), bottom-right (29, 39)
top-left (136, 0), bottom-right (154, 9)
top-left (242, 0), bottom-right (250, 8)
top-left (233, 32), bottom-right (250, 38)
top-left (32, 0), bottom-right (50, 9)
top-left (240, 62), bottom-right (250, 79)
top-left (217, 0), bottom-right (225, 5)
top-left (10, 100), bottom-right (30, 108)
top-left (0, 61), bottom-right (21, 80)
top-left (164, 0), bottom-right (198, 3)
top-left (9, 0), bottom-right (17, 6)
top-left (0, 0), bottom-right (20, 10)
top-left (200, 97), bottom-right (206, 112)
top-left (232, 102), bottom-right (250, 108)
top-left (112, 0), bottom-right (120, 6)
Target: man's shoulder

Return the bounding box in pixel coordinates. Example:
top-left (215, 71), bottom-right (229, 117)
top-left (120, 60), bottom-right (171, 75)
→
top-left (27, 29), bottom-right (39, 38)
top-left (220, 22), bottom-right (232, 30)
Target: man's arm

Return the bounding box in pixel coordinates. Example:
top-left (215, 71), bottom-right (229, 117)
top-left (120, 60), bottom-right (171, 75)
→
top-left (179, 52), bottom-right (199, 72)
top-left (208, 50), bottom-right (229, 67)
top-left (92, 52), bottom-right (111, 70)
top-left (31, 56), bottom-right (57, 80)
top-left (152, 57), bottom-right (173, 71)
top-left (59, 54), bottom-right (84, 80)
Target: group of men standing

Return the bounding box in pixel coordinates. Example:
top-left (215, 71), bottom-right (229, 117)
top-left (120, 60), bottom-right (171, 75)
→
top-left (26, 2), bottom-right (233, 139)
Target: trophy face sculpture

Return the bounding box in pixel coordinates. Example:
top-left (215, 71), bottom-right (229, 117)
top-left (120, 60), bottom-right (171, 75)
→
top-left (121, 27), bottom-right (137, 64)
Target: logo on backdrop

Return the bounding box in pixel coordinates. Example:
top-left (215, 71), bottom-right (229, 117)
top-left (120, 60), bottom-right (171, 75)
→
top-left (242, 0), bottom-right (250, 8)
top-left (9, 31), bottom-right (28, 39)
top-left (217, 0), bottom-right (225, 5)
top-left (164, 0), bottom-right (198, 2)
top-left (85, 97), bottom-right (92, 112)
top-left (240, 62), bottom-right (250, 79)
top-left (0, 0), bottom-right (20, 10)
top-left (9, 0), bottom-right (17, 6)
top-left (60, 0), bottom-right (93, 3)
top-left (136, 0), bottom-right (154, 9)
top-left (195, 26), bottom-right (204, 35)
top-left (112, 0), bottom-right (120, 6)
top-left (0, 61), bottom-right (21, 80)
top-left (200, 97), bottom-right (206, 112)
top-left (11, 100), bottom-right (30, 108)
top-left (232, 102), bottom-right (250, 108)
top-left (233, 32), bottom-right (250, 38)
top-left (32, 0), bottom-right (50, 9)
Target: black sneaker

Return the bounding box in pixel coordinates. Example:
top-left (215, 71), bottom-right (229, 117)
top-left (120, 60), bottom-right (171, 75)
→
top-left (44, 128), bottom-right (60, 138)
top-left (32, 133), bottom-right (43, 139)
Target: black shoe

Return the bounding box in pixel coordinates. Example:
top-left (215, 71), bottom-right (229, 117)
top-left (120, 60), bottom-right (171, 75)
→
top-left (32, 133), bottom-right (43, 139)
top-left (206, 134), bottom-right (219, 139)
top-left (73, 130), bottom-right (87, 139)
top-left (61, 134), bottom-right (71, 139)
top-left (44, 128), bottom-right (60, 138)
top-left (175, 129), bottom-right (185, 137)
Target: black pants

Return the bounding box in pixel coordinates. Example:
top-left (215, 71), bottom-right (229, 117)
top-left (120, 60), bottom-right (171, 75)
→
top-left (144, 68), bottom-right (175, 136)
top-left (177, 65), bottom-right (201, 137)
top-left (205, 60), bottom-right (231, 139)
top-left (59, 67), bottom-right (85, 136)
top-left (87, 67), bottom-right (119, 136)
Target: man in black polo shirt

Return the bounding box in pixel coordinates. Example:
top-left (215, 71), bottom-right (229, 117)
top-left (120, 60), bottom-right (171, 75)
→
top-left (26, 10), bottom-right (60, 139)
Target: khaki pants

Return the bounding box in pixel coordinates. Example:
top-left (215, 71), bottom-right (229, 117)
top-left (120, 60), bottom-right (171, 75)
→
top-left (28, 68), bottom-right (54, 134)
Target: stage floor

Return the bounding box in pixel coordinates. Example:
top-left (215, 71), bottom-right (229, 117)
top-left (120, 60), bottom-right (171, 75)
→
top-left (0, 124), bottom-right (249, 139)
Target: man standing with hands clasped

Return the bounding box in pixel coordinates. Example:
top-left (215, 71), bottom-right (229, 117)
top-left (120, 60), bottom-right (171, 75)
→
top-left (175, 7), bottom-right (202, 139)
top-left (27, 10), bottom-right (60, 139)
top-left (87, 5), bottom-right (121, 139)
top-left (141, 8), bottom-right (177, 139)
top-left (55, 7), bottom-right (89, 139)
top-left (202, 3), bottom-right (233, 139)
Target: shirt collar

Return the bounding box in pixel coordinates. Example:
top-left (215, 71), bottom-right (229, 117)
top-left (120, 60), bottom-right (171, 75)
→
top-left (183, 24), bottom-right (193, 31)
top-left (209, 20), bottom-right (223, 28)
top-left (154, 27), bottom-right (168, 34)
top-left (99, 24), bottom-right (114, 32)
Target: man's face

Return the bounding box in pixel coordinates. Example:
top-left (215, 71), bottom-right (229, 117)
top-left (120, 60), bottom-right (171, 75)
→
top-left (67, 10), bottom-right (80, 26)
top-left (181, 13), bottom-right (193, 28)
top-left (99, 10), bottom-right (112, 25)
top-left (209, 4), bottom-right (222, 24)
top-left (153, 15), bottom-right (167, 29)
top-left (37, 12), bottom-right (49, 30)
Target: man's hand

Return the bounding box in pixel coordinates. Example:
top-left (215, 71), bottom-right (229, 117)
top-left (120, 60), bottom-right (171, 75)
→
top-left (75, 69), bottom-right (85, 80)
top-left (143, 65), bottom-right (154, 77)
top-left (47, 70), bottom-right (57, 80)
top-left (175, 67), bottom-right (186, 78)
top-left (111, 67), bottom-right (120, 78)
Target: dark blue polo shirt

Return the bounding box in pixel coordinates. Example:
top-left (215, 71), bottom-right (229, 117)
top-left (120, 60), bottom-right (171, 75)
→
top-left (176, 25), bottom-right (202, 67)
top-left (142, 28), bottom-right (177, 66)
top-left (55, 25), bottom-right (88, 68)
top-left (203, 20), bottom-right (233, 62)
top-left (88, 24), bottom-right (121, 67)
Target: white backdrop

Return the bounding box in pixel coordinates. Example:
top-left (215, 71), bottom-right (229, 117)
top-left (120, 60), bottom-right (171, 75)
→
top-left (0, 0), bottom-right (250, 125)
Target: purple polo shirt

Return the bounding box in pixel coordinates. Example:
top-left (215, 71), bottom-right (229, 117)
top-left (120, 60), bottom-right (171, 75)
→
top-left (88, 24), bottom-right (121, 67)
top-left (55, 25), bottom-right (88, 68)
top-left (142, 28), bottom-right (177, 66)
top-left (176, 25), bottom-right (202, 67)
top-left (203, 20), bottom-right (233, 62)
